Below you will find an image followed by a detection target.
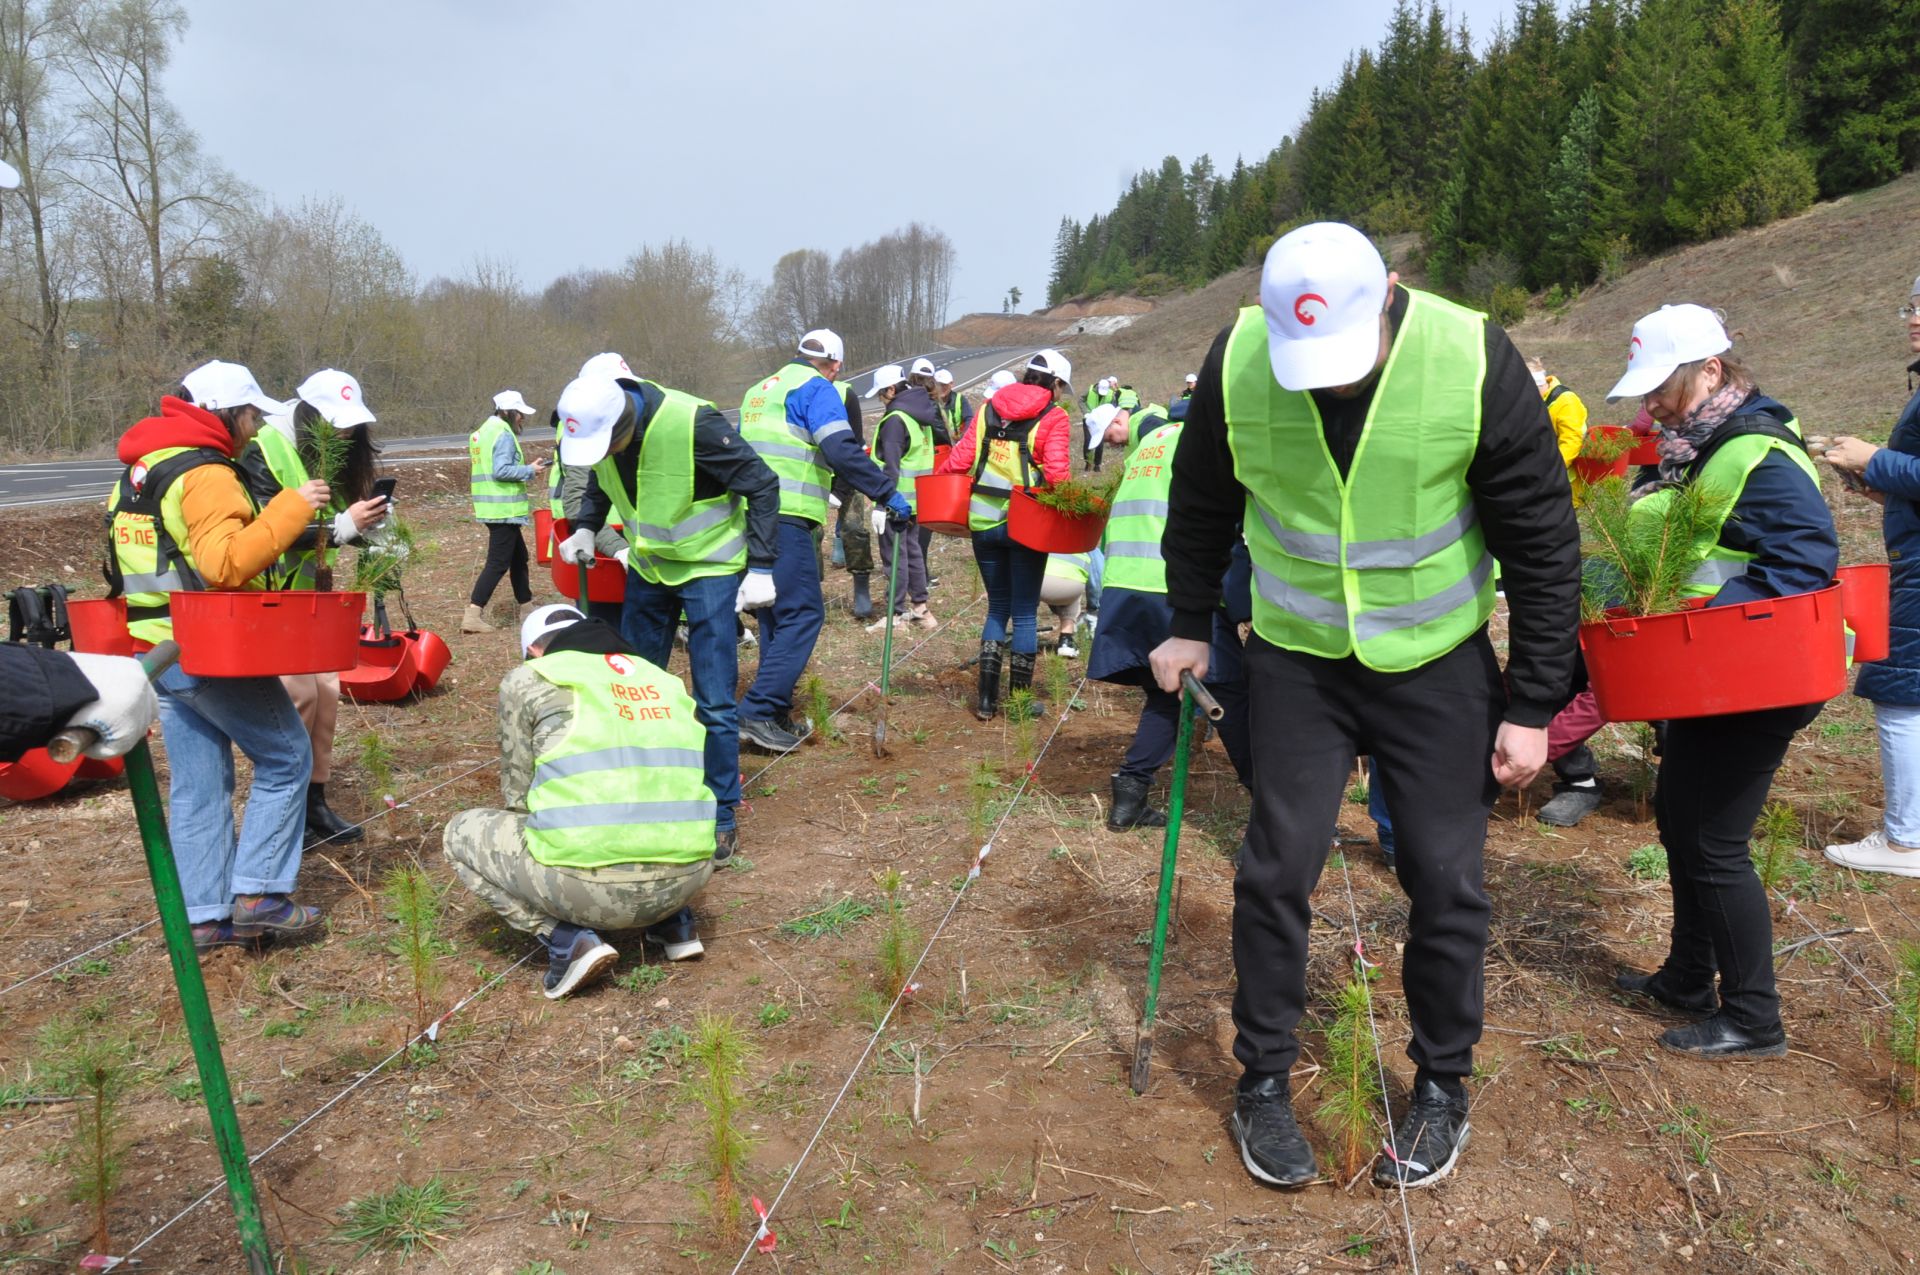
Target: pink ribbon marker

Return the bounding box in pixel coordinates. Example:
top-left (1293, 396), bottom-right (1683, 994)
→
top-left (750, 1196), bottom-right (777, 1253)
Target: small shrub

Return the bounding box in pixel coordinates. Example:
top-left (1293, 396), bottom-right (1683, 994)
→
top-left (1004, 691), bottom-right (1038, 768)
top-left (756, 1002), bottom-right (791, 1029)
top-left (1487, 283), bottom-right (1529, 327)
top-left (1579, 477), bottom-right (1729, 620)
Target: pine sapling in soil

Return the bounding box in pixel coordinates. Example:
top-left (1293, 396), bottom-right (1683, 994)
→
top-left (968, 760), bottom-right (997, 847)
top-left (1892, 943), bottom-right (1920, 1106)
top-left (383, 862), bottom-right (446, 1036)
top-left (688, 1013), bottom-right (754, 1228)
top-left (802, 673), bottom-right (839, 743)
top-left (874, 868), bottom-right (920, 998)
top-left (1578, 477), bottom-right (1729, 621)
top-left (1004, 689), bottom-right (1038, 772)
top-left (39, 1015), bottom-right (134, 1256)
top-left (359, 730), bottom-right (396, 816)
top-left (1045, 649), bottom-right (1071, 710)
top-left (1314, 960), bottom-right (1383, 1183)
top-left (1751, 800), bottom-right (1802, 894)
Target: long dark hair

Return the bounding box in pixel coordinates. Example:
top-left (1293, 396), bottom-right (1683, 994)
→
top-left (293, 399), bottom-right (378, 502)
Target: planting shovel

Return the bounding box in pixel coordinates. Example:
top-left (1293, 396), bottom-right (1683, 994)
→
top-left (1129, 670), bottom-right (1223, 1096)
top-left (49, 643), bottom-right (275, 1275)
top-left (872, 526), bottom-right (904, 758)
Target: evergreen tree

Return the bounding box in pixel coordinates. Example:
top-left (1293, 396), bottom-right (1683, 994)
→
top-left (1590, 0), bottom-right (1716, 253)
top-left (1783, 0), bottom-right (1920, 194)
top-left (1543, 88), bottom-right (1604, 283)
top-left (1048, 216), bottom-right (1081, 305)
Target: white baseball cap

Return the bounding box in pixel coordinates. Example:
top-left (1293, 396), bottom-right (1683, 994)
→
top-left (181, 360), bottom-right (284, 414)
top-left (934, 368), bottom-right (954, 386)
top-left (1605, 304), bottom-right (1732, 401)
top-left (1185, 372), bottom-right (1198, 386)
top-left (910, 356), bottom-right (936, 378)
top-left (989, 369), bottom-right (1016, 391)
top-left (520, 604), bottom-right (584, 657)
top-left (798, 329), bottom-right (844, 363)
top-left (297, 368), bottom-right (376, 429)
top-left (1259, 222), bottom-right (1390, 392)
top-left (493, 389), bottom-right (536, 416)
top-left (579, 352), bottom-right (641, 384)
top-left (554, 375), bottom-right (633, 466)
top-left (0, 159), bottom-right (18, 190)
top-left (868, 363), bottom-right (907, 398)
top-left (1084, 403), bottom-right (1121, 450)
top-left (1025, 348), bottom-right (1072, 388)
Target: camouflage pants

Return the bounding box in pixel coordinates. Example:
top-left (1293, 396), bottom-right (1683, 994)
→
top-left (839, 493), bottom-right (874, 573)
top-left (442, 808), bottom-right (714, 937)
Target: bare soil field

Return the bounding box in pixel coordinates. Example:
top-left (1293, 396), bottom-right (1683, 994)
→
top-left (2, 453), bottom-right (1918, 1275)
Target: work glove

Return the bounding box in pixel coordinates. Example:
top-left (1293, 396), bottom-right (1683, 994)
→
top-left (556, 527), bottom-right (596, 564)
top-left (828, 492), bottom-right (843, 510)
top-left (885, 492), bottom-right (913, 527)
top-left (735, 569), bottom-right (777, 613)
top-left (869, 506), bottom-right (890, 538)
top-left (612, 547), bottom-right (630, 571)
top-left (62, 652), bottom-right (158, 760)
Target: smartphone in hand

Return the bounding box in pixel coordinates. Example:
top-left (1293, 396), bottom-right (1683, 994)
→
top-left (371, 476), bottom-right (398, 503)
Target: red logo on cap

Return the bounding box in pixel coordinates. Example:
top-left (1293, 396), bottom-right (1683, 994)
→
top-left (1293, 293), bottom-right (1328, 326)
top-left (339, 385), bottom-right (354, 400)
top-left (564, 416), bottom-right (579, 435)
top-left (604, 654), bottom-right (635, 676)
top-left (1628, 336), bottom-right (1643, 360)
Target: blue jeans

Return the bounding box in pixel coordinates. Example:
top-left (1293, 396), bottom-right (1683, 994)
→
top-left (622, 568), bottom-right (743, 831)
top-left (154, 666), bottom-right (313, 923)
top-left (1877, 702), bottom-right (1920, 845)
top-left (972, 523), bottom-right (1048, 655)
top-left (1086, 546), bottom-right (1106, 612)
top-left (742, 520), bottom-right (824, 722)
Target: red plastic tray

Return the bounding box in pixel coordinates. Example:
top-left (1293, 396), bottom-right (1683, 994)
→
top-left (915, 473), bottom-right (973, 537)
top-left (68, 597), bottom-right (133, 656)
top-left (1627, 435), bottom-right (1663, 467)
top-left (406, 630), bottom-right (452, 690)
top-left (533, 508), bottom-right (555, 565)
top-left (169, 591), bottom-right (363, 677)
top-left (548, 518), bottom-right (627, 604)
top-left (1008, 488), bottom-right (1107, 554)
top-left (1580, 584), bottom-right (1846, 721)
top-left (1571, 425), bottom-right (1633, 486)
top-left (1837, 563), bottom-right (1890, 664)
top-left (0, 748), bottom-right (82, 801)
top-left (339, 630), bottom-right (420, 702)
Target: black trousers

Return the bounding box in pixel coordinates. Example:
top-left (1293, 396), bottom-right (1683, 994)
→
top-left (1120, 681), bottom-right (1253, 788)
top-left (1653, 702), bottom-right (1821, 1030)
top-left (470, 522), bottom-right (532, 607)
top-left (1234, 631), bottom-right (1503, 1081)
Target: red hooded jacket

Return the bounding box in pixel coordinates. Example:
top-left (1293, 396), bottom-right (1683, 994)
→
top-left (935, 383), bottom-right (1072, 486)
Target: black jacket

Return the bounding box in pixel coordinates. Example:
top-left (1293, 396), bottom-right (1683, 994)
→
top-left (0, 645), bottom-right (94, 762)
top-left (875, 386), bottom-right (944, 476)
top-left (1165, 285), bottom-right (1581, 725)
top-left (577, 382), bottom-right (781, 571)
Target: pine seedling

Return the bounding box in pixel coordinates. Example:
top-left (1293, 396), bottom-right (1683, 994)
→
top-left (353, 514), bottom-right (420, 598)
top-left (688, 1014), bottom-right (755, 1228)
top-left (382, 862), bottom-right (445, 1034)
top-left (1314, 960), bottom-right (1383, 1183)
top-left (1005, 690), bottom-right (1038, 771)
top-left (359, 730), bottom-right (395, 797)
top-left (1045, 649), bottom-right (1071, 709)
top-left (874, 869), bottom-right (920, 997)
top-left (1751, 800), bottom-right (1802, 893)
top-left (302, 412), bottom-right (351, 496)
top-left (802, 673), bottom-right (838, 742)
top-left (968, 760), bottom-right (997, 847)
top-left (1578, 477), bottom-right (1728, 620)
top-left (1628, 722), bottom-right (1658, 821)
top-left (39, 1016), bottom-right (135, 1256)
top-left (1892, 944), bottom-right (1920, 1106)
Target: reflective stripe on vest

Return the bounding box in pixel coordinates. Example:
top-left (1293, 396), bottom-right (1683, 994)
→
top-left (1630, 419), bottom-right (1821, 600)
top-left (469, 416), bottom-right (530, 519)
top-left (741, 362), bottom-right (834, 523)
top-left (1045, 552), bottom-right (1090, 585)
top-left (594, 384), bottom-right (746, 586)
top-left (1102, 420), bottom-right (1183, 595)
top-left (1222, 291), bottom-right (1493, 672)
top-left (882, 407), bottom-right (936, 511)
top-left (522, 649), bottom-right (714, 869)
top-left (109, 447), bottom-right (260, 643)
top-left (961, 402), bottom-right (1046, 531)
top-left (253, 426), bottom-right (327, 589)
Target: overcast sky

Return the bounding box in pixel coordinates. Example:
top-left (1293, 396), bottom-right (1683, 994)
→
top-left (165, 0), bottom-right (1515, 321)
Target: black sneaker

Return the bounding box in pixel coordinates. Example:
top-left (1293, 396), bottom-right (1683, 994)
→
top-left (713, 826), bottom-right (738, 864)
top-left (1537, 781), bottom-right (1603, 827)
top-left (739, 716), bottom-right (802, 754)
top-left (774, 712), bottom-right (814, 742)
top-left (643, 906), bottom-right (705, 962)
top-left (1230, 1074), bottom-right (1319, 1187)
top-left (1615, 969), bottom-right (1718, 1016)
top-left (1372, 1077), bottom-right (1470, 1189)
top-left (1659, 1013), bottom-right (1786, 1059)
top-left (543, 924), bottom-right (618, 1000)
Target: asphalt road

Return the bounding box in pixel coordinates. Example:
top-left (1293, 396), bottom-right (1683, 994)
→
top-left (0, 345), bottom-right (1042, 512)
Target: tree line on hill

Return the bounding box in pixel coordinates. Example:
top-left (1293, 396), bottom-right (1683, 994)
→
top-left (1046, 0), bottom-right (1919, 317)
top-left (0, 0), bottom-right (954, 454)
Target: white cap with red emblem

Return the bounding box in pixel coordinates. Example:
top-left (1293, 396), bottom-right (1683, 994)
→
top-left (554, 375), bottom-right (631, 466)
top-left (1605, 304), bottom-right (1731, 402)
top-left (1259, 222), bottom-right (1390, 392)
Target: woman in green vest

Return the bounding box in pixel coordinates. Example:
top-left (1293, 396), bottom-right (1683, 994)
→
top-left (238, 369), bottom-right (390, 846)
top-left (464, 390), bottom-right (545, 633)
top-left (1602, 303), bottom-right (1838, 1059)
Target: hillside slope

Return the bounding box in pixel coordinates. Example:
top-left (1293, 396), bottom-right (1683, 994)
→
top-left (1065, 176), bottom-right (1920, 429)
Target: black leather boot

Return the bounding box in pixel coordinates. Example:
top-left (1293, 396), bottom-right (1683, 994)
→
top-left (976, 640), bottom-right (1002, 720)
top-left (851, 572), bottom-right (873, 621)
top-left (1107, 772), bottom-right (1169, 831)
top-left (1007, 650), bottom-right (1048, 719)
top-left (305, 782), bottom-right (363, 846)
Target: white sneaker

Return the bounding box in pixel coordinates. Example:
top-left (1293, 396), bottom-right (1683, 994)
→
top-left (1057, 639), bottom-right (1078, 659)
top-left (1823, 828), bottom-right (1920, 877)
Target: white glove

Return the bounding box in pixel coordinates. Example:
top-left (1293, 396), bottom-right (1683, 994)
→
top-left (870, 506), bottom-right (889, 538)
top-left (557, 527), bottom-right (596, 564)
top-left (62, 652), bottom-right (158, 760)
top-left (332, 508), bottom-right (361, 545)
top-left (612, 547), bottom-right (630, 571)
top-left (735, 570), bottom-right (777, 612)
top-left (828, 492), bottom-right (843, 510)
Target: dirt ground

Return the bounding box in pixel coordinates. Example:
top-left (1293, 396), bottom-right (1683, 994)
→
top-left (3, 460), bottom-right (1919, 1275)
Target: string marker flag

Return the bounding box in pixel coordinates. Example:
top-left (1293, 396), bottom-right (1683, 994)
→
top-left (750, 1197), bottom-right (777, 1254)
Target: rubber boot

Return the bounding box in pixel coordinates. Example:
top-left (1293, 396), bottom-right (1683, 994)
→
top-left (831, 533), bottom-right (846, 568)
top-left (462, 603), bottom-right (495, 633)
top-left (976, 640), bottom-right (1002, 720)
top-left (305, 781), bottom-right (364, 846)
top-left (1007, 650), bottom-right (1048, 719)
top-left (1107, 772), bottom-right (1169, 831)
top-left (852, 572), bottom-right (873, 621)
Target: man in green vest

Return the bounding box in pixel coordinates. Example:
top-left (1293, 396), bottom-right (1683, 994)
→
top-left (551, 353), bottom-right (639, 623)
top-left (554, 366), bottom-right (780, 864)
top-left (464, 391), bottom-right (545, 633)
top-left (1086, 400), bottom-right (1171, 464)
top-left (737, 329), bottom-right (911, 753)
top-left (443, 605), bottom-right (721, 998)
top-left (1152, 222), bottom-right (1579, 1191)
top-left (866, 363), bottom-right (940, 630)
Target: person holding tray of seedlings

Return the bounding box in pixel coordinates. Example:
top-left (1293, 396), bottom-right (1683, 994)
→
top-left (238, 369), bottom-right (390, 847)
top-left (107, 360), bottom-right (332, 952)
top-left (443, 605), bottom-right (720, 997)
top-left (1153, 223), bottom-right (1580, 1190)
top-left (1822, 274), bottom-right (1920, 878)
top-left (935, 349), bottom-right (1076, 720)
top-left (1601, 303), bottom-right (1837, 1056)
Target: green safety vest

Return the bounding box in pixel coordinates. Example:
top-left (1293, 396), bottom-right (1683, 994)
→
top-left (881, 406), bottom-right (936, 513)
top-left (960, 401), bottom-right (1049, 532)
top-left (1122, 404), bottom-right (1169, 459)
top-left (741, 362), bottom-right (839, 523)
top-left (523, 649), bottom-right (716, 870)
top-left (1044, 552), bottom-right (1091, 586)
top-left (1631, 413), bottom-right (1820, 599)
top-left (1102, 420), bottom-right (1183, 595)
top-left (594, 383), bottom-right (747, 587)
top-left (548, 421), bottom-right (566, 518)
top-left (1222, 290), bottom-right (1494, 672)
top-left (470, 415), bottom-right (530, 520)
top-left (1083, 388), bottom-right (1113, 414)
top-left (940, 391), bottom-right (964, 438)
top-left (1114, 387), bottom-right (1141, 411)
top-left (107, 446), bottom-right (263, 644)
top-left (251, 426), bottom-right (329, 590)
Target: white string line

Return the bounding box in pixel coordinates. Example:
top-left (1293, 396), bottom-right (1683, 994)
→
top-left (1775, 888), bottom-right (1895, 1008)
top-left (728, 676), bottom-right (1088, 1274)
top-left (1334, 851), bottom-right (1421, 1275)
top-left (0, 758), bottom-right (499, 1002)
top-left (122, 945), bottom-right (541, 1260)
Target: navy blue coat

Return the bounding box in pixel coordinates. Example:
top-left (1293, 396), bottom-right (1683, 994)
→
top-left (1855, 366), bottom-right (1920, 705)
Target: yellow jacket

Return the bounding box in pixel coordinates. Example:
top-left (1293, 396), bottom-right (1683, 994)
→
top-left (1542, 376), bottom-right (1588, 467)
